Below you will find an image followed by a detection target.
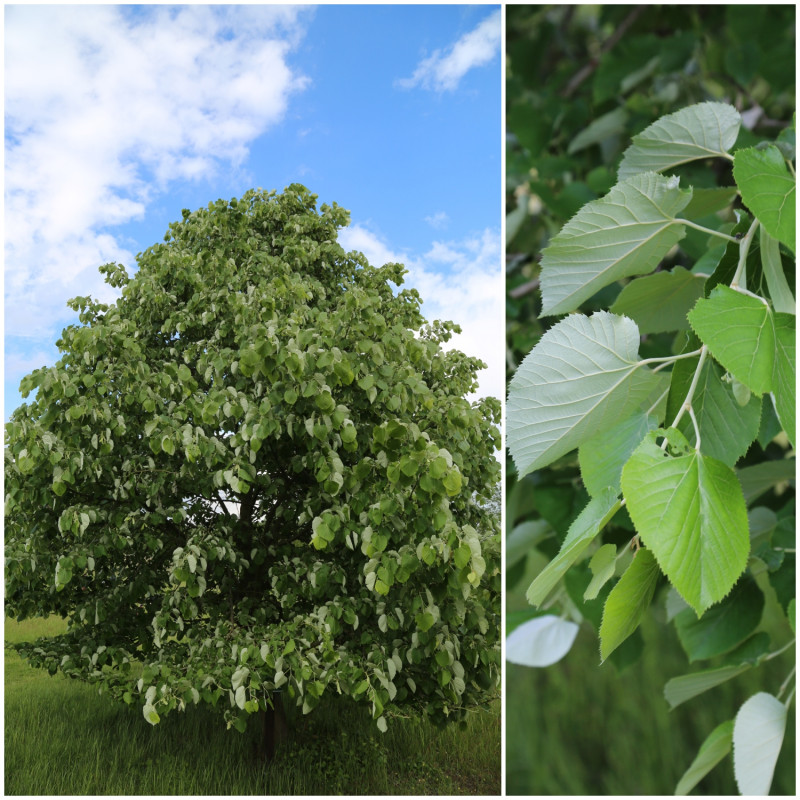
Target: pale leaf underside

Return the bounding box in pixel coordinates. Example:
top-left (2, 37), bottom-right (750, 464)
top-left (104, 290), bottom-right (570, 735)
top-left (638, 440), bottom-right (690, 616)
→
top-left (540, 172), bottom-right (691, 316)
top-left (733, 692), bottom-right (788, 796)
top-left (618, 101), bottom-right (741, 180)
top-left (507, 312), bottom-right (660, 477)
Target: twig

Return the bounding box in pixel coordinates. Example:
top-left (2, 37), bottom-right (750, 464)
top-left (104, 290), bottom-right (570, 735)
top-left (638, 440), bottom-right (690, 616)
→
top-left (561, 6), bottom-right (647, 98)
top-left (509, 279), bottom-right (540, 299)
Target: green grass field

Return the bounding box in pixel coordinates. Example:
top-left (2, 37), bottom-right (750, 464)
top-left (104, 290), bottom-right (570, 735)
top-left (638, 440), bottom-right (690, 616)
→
top-left (507, 615), bottom-right (796, 795)
top-left (5, 617), bottom-right (500, 795)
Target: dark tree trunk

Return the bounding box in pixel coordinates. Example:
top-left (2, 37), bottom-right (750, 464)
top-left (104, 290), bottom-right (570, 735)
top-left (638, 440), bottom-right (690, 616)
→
top-left (257, 692), bottom-right (289, 762)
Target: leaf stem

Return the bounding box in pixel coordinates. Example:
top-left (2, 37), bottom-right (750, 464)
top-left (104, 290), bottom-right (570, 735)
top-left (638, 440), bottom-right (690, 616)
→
top-left (687, 405), bottom-right (701, 451)
top-left (676, 218), bottom-right (740, 244)
top-left (645, 386), bottom-right (670, 416)
top-left (777, 665), bottom-right (796, 702)
top-left (764, 637), bottom-right (796, 661)
top-left (669, 346), bottom-right (709, 433)
top-left (639, 347), bottom-right (704, 369)
top-left (730, 217), bottom-right (760, 289)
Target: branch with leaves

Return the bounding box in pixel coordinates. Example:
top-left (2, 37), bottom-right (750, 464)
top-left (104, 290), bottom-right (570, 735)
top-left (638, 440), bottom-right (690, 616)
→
top-left (507, 102), bottom-right (795, 795)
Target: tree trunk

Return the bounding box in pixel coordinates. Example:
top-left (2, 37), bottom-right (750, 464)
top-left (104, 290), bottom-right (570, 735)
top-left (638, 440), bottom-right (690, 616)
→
top-left (258, 692), bottom-right (289, 762)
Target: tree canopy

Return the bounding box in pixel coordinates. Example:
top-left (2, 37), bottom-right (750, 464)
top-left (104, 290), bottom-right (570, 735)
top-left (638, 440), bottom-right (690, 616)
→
top-left (5, 185), bottom-right (501, 734)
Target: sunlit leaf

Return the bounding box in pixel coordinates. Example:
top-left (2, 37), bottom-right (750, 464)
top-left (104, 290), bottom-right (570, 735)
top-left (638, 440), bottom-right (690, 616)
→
top-left (620, 428), bottom-right (749, 614)
top-left (599, 549), bottom-right (660, 662)
top-left (734, 145), bottom-right (796, 253)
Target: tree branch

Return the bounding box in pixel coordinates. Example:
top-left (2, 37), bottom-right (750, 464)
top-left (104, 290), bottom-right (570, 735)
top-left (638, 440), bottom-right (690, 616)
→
top-left (561, 6), bottom-right (647, 98)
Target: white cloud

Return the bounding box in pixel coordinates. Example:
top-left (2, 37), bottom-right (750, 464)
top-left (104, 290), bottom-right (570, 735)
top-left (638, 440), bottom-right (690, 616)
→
top-left (424, 211), bottom-right (449, 229)
top-left (4, 4), bottom-right (311, 344)
top-left (338, 224), bottom-right (503, 403)
top-left (396, 10), bottom-right (501, 92)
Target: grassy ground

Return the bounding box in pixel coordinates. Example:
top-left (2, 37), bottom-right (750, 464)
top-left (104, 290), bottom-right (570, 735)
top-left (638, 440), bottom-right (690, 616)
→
top-left (507, 614), bottom-right (796, 795)
top-left (5, 617), bottom-right (500, 795)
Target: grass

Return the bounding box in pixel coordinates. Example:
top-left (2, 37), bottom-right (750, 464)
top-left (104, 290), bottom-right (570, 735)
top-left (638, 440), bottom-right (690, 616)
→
top-left (506, 614), bottom-right (796, 795)
top-left (5, 616), bottom-right (500, 795)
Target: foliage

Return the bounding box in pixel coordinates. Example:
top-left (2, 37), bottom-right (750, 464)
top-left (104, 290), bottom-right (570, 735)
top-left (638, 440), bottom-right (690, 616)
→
top-left (4, 185), bottom-right (501, 737)
top-left (506, 6), bottom-right (795, 794)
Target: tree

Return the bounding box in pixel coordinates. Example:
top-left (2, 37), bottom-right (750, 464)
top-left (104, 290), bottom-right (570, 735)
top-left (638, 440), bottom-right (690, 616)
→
top-left (5, 185), bottom-right (501, 757)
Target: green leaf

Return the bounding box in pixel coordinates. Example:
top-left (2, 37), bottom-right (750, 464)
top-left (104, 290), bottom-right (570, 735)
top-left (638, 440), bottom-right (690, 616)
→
top-left (540, 173), bottom-right (691, 315)
top-left (665, 664), bottom-right (751, 710)
top-left (376, 715), bottom-right (388, 733)
top-left (674, 577), bottom-right (764, 662)
top-left (733, 693), bottom-right (787, 796)
top-left (681, 187), bottom-right (738, 220)
top-left (599, 549), bottom-right (660, 662)
top-left (506, 202), bottom-right (527, 247)
top-left (584, 543), bottom-right (617, 601)
top-left (508, 312), bottom-right (661, 476)
top-left (772, 326), bottom-right (796, 447)
top-left (737, 458), bottom-right (796, 504)
top-left (734, 145), bottom-right (796, 253)
top-left (442, 470), bottom-right (462, 496)
top-left (161, 436), bottom-right (175, 456)
top-left (620, 429), bottom-right (749, 614)
top-left (415, 612), bottom-right (435, 632)
top-left (609, 267), bottom-right (706, 334)
top-left (567, 107), bottom-right (629, 155)
top-left (526, 488), bottom-right (620, 607)
top-left (578, 412), bottom-right (658, 497)
top-left (506, 519), bottom-right (551, 568)
top-left (143, 703), bottom-right (161, 725)
top-left (453, 543), bottom-right (471, 569)
top-left (618, 102), bottom-right (740, 180)
top-left (688, 286), bottom-right (795, 443)
top-left (760, 227), bottom-right (795, 314)
top-left (675, 720), bottom-right (733, 795)
top-left (665, 355), bottom-right (761, 466)
top-left (689, 287), bottom-right (776, 393)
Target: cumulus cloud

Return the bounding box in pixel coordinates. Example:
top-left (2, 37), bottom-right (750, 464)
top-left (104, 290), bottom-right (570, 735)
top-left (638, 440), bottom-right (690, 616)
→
top-left (338, 224), bottom-right (503, 403)
top-left (4, 4), bottom-right (311, 344)
top-left (395, 9), bottom-right (501, 92)
top-left (424, 211), bottom-right (449, 229)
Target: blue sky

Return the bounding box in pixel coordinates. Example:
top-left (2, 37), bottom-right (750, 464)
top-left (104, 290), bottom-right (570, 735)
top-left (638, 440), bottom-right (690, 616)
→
top-left (4, 4), bottom-right (503, 419)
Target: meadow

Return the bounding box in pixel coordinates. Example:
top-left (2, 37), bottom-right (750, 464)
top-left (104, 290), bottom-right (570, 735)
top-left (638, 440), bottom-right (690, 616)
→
top-left (5, 616), bottom-right (500, 795)
top-left (507, 614), bottom-right (796, 795)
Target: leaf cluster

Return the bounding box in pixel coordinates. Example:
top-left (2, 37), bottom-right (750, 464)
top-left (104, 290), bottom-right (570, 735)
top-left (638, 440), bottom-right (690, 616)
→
top-left (506, 23), bottom-right (796, 791)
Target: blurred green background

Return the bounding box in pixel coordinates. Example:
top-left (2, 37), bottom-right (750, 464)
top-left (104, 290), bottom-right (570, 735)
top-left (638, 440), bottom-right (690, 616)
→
top-left (505, 5), bottom-right (796, 795)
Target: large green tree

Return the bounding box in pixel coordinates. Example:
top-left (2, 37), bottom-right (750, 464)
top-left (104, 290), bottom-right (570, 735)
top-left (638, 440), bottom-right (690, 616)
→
top-left (5, 185), bottom-right (501, 755)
